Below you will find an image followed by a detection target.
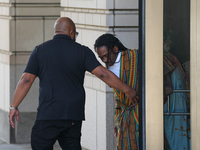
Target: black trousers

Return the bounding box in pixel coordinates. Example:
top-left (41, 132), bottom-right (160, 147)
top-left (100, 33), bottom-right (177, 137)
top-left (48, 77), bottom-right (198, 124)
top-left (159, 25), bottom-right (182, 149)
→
top-left (31, 120), bottom-right (82, 150)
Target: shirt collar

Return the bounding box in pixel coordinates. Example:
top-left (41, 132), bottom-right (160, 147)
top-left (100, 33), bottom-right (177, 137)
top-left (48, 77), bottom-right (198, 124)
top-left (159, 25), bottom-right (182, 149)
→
top-left (53, 34), bottom-right (72, 40)
top-left (115, 52), bottom-right (121, 63)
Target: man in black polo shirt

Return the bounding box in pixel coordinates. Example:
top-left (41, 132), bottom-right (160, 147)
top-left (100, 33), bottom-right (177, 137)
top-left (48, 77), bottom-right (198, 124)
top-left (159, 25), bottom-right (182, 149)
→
top-left (9, 17), bottom-right (137, 150)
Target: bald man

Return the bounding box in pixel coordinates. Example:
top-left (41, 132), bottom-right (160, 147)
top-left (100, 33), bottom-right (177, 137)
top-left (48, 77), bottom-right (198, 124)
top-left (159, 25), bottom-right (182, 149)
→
top-left (9, 17), bottom-right (137, 150)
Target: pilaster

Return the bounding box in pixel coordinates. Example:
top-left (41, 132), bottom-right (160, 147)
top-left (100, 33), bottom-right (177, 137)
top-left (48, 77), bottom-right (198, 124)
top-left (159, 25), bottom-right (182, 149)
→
top-left (0, 0), bottom-right (62, 143)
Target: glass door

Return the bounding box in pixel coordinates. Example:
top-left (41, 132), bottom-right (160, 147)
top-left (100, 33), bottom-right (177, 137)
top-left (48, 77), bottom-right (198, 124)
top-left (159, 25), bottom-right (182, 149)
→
top-left (163, 1), bottom-right (190, 150)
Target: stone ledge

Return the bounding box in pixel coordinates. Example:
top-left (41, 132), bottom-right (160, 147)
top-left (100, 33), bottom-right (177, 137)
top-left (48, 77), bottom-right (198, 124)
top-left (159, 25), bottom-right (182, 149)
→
top-left (15, 3), bottom-right (60, 6)
top-left (0, 16), bottom-right (58, 19)
top-left (75, 24), bottom-right (111, 32)
top-left (0, 0), bottom-right (60, 3)
top-left (0, 3), bottom-right (12, 6)
top-left (0, 2), bottom-right (62, 16)
top-left (75, 24), bottom-right (138, 32)
top-left (15, 0), bottom-right (60, 3)
top-left (0, 50), bottom-right (32, 64)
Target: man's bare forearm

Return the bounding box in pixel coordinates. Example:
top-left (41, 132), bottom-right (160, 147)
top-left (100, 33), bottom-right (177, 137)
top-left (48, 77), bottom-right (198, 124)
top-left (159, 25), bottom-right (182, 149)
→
top-left (92, 66), bottom-right (137, 102)
top-left (11, 73), bottom-right (36, 108)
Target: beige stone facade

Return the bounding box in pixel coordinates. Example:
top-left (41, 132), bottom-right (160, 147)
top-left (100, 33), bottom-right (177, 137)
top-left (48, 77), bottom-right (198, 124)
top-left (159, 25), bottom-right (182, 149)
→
top-left (191, 0), bottom-right (200, 149)
top-left (0, 0), bottom-right (139, 149)
top-left (0, 0), bottom-right (62, 143)
top-left (1, 0), bottom-right (200, 150)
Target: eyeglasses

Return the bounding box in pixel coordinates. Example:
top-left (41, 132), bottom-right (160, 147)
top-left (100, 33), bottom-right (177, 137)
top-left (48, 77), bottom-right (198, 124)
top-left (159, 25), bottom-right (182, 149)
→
top-left (75, 32), bottom-right (79, 39)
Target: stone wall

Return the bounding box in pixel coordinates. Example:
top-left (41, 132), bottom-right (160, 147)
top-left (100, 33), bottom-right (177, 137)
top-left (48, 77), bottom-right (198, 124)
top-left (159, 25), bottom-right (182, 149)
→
top-left (0, 0), bottom-right (62, 143)
top-left (0, 0), bottom-right (139, 149)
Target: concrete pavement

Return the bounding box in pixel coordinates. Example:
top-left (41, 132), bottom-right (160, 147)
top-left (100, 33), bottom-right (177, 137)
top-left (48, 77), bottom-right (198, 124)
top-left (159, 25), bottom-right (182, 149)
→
top-left (0, 139), bottom-right (87, 150)
top-left (0, 138), bottom-right (87, 150)
top-left (0, 138), bottom-right (62, 150)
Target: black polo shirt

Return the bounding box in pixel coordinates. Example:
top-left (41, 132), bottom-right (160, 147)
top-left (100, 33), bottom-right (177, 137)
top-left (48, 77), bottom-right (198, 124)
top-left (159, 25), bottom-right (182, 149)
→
top-left (24, 34), bottom-right (101, 120)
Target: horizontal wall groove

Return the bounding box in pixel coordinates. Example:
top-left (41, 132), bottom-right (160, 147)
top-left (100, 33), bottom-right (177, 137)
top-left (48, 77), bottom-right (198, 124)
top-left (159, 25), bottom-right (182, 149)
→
top-left (15, 4), bottom-right (60, 7)
top-left (0, 3), bottom-right (60, 5)
top-left (75, 23), bottom-right (138, 30)
top-left (63, 10), bottom-right (138, 15)
top-left (64, 7), bottom-right (139, 12)
top-left (0, 50), bottom-right (32, 55)
top-left (0, 49), bottom-right (12, 55)
top-left (0, 15), bottom-right (59, 19)
top-left (77, 23), bottom-right (138, 28)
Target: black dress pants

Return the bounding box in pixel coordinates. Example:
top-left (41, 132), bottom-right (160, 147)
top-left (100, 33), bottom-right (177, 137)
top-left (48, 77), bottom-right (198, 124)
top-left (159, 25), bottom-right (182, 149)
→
top-left (31, 120), bottom-right (82, 150)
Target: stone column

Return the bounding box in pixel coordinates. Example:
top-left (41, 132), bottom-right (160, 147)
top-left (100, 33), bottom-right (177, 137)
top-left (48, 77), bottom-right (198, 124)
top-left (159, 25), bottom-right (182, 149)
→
top-left (60, 0), bottom-right (138, 149)
top-left (191, 0), bottom-right (200, 149)
top-left (145, 0), bottom-right (164, 149)
top-left (0, 0), bottom-right (62, 143)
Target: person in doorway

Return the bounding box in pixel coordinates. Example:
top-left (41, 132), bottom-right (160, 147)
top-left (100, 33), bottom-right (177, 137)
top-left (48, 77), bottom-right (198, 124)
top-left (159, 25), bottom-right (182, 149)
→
top-left (9, 17), bottom-right (138, 150)
top-left (163, 32), bottom-right (190, 150)
top-left (94, 34), bottom-right (139, 150)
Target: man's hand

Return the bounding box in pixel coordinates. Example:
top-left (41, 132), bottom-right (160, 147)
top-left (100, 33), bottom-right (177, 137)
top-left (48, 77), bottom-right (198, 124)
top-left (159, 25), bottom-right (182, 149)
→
top-left (125, 87), bottom-right (139, 104)
top-left (9, 73), bottom-right (36, 128)
top-left (164, 72), bottom-right (173, 97)
top-left (164, 84), bottom-right (173, 96)
top-left (114, 125), bottom-right (118, 137)
top-left (9, 109), bottom-right (19, 128)
top-left (92, 66), bottom-right (139, 103)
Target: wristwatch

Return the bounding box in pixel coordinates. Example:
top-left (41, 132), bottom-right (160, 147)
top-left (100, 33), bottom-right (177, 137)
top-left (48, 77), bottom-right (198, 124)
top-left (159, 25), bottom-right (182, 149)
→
top-left (9, 106), bottom-right (18, 110)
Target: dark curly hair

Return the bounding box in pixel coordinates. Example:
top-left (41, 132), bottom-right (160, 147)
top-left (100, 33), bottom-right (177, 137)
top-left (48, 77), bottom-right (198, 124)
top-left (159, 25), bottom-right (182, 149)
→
top-left (94, 34), bottom-right (127, 52)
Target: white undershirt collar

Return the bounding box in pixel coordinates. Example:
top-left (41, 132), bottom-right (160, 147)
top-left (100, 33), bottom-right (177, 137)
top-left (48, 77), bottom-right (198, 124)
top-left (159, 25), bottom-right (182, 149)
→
top-left (108, 52), bottom-right (121, 78)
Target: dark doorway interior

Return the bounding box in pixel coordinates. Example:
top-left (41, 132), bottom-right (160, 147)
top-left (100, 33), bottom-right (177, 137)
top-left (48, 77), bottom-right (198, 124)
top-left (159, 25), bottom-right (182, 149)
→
top-left (164, 0), bottom-right (190, 64)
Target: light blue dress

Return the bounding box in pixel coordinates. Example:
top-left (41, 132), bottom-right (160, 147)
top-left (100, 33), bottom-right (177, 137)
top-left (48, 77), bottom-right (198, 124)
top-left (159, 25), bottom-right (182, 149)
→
top-left (164, 67), bottom-right (190, 150)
